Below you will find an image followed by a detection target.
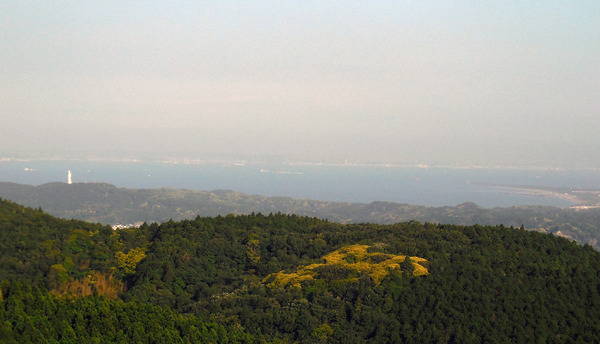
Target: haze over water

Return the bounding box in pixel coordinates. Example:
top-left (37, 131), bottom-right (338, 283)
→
top-left (2, 3), bottom-right (599, 170)
top-left (3, 159), bottom-right (597, 208)
top-left (2, 3), bottom-right (599, 208)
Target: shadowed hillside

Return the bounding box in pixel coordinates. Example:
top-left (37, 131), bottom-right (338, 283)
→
top-left (2, 181), bottom-right (600, 248)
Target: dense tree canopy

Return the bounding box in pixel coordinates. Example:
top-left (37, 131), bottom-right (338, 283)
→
top-left (1, 198), bottom-right (600, 342)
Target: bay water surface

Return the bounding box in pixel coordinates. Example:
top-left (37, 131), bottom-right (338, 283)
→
top-left (2, 160), bottom-right (599, 208)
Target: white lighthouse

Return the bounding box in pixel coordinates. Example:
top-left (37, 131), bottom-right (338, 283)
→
top-left (67, 170), bottom-right (72, 184)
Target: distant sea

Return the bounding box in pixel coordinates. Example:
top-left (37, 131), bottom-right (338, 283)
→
top-left (1, 160), bottom-right (599, 208)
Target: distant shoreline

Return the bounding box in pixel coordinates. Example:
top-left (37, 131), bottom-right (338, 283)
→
top-left (1, 160), bottom-right (597, 208)
top-left (488, 184), bottom-right (600, 208)
top-left (1, 156), bottom-right (600, 172)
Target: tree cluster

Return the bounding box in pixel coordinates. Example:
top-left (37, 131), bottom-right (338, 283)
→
top-left (1, 198), bottom-right (600, 342)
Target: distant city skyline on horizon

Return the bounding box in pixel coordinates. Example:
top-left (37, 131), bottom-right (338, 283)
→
top-left (1, 151), bottom-right (598, 172)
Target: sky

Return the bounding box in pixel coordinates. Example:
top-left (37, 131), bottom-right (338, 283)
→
top-left (2, 1), bottom-right (599, 168)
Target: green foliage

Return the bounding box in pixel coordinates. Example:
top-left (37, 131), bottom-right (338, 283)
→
top-left (0, 198), bottom-right (142, 298)
top-left (122, 213), bottom-right (600, 342)
top-left (263, 244), bottom-right (428, 289)
top-left (400, 256), bottom-right (414, 275)
top-left (3, 181), bottom-right (600, 249)
top-left (0, 280), bottom-right (259, 343)
top-left (115, 247), bottom-right (147, 275)
top-left (47, 264), bottom-right (69, 289)
top-left (2, 198), bottom-right (600, 342)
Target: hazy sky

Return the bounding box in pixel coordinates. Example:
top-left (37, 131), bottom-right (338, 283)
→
top-left (2, 1), bottom-right (599, 167)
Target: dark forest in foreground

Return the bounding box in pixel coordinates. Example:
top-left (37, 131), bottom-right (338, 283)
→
top-left (1, 198), bottom-right (600, 342)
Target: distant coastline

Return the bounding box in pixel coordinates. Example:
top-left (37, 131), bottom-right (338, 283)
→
top-left (488, 184), bottom-right (600, 209)
top-left (2, 154), bottom-right (600, 172)
top-left (1, 159), bottom-right (598, 208)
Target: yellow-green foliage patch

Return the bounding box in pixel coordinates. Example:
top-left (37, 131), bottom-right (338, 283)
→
top-left (263, 244), bottom-right (428, 288)
top-left (115, 247), bottom-right (147, 275)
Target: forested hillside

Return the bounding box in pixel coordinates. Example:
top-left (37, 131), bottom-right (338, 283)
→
top-left (2, 181), bottom-right (600, 249)
top-left (0, 199), bottom-right (257, 342)
top-left (1, 198), bottom-right (600, 342)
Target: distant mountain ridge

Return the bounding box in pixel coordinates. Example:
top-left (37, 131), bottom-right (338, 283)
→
top-left (1, 181), bottom-right (600, 248)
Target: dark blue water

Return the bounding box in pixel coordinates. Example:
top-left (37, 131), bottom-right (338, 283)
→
top-left (1, 160), bottom-right (598, 207)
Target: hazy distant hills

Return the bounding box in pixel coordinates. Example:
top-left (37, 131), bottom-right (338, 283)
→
top-left (1, 181), bottom-right (600, 248)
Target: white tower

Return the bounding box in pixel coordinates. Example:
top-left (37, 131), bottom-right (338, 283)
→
top-left (67, 170), bottom-right (72, 184)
